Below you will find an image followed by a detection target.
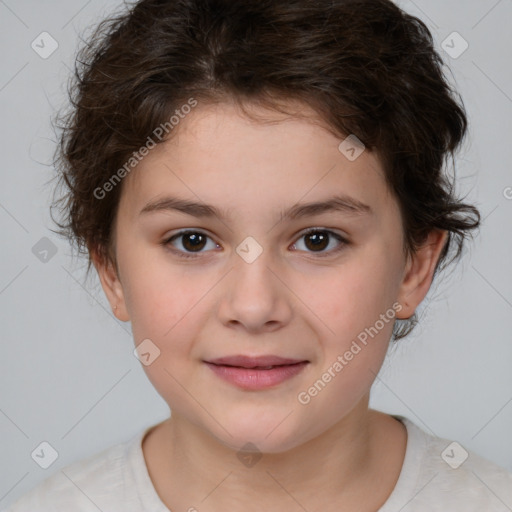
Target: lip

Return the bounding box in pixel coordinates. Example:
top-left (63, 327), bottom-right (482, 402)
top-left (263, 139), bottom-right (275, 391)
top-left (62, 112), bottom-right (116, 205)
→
top-left (204, 355), bottom-right (309, 390)
top-left (206, 355), bottom-right (306, 368)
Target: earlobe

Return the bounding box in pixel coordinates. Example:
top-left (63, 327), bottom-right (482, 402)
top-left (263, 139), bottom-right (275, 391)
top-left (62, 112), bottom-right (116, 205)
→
top-left (395, 230), bottom-right (448, 320)
top-left (91, 249), bottom-right (130, 322)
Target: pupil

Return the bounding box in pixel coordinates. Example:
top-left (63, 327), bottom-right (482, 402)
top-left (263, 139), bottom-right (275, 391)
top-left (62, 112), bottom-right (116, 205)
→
top-left (183, 233), bottom-right (205, 251)
top-left (306, 232), bottom-right (328, 251)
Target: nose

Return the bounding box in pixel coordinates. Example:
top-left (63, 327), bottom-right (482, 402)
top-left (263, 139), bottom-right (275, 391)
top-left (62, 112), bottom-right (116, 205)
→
top-left (216, 247), bottom-right (293, 334)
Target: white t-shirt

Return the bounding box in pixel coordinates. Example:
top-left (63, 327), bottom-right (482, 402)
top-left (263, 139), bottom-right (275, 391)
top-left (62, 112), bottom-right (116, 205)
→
top-left (2, 415), bottom-right (512, 511)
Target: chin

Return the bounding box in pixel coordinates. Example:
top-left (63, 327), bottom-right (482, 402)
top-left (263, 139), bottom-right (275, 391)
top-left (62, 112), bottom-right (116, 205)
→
top-left (207, 412), bottom-right (309, 455)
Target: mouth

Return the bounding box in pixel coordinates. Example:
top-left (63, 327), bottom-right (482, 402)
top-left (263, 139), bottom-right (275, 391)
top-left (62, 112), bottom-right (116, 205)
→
top-left (203, 355), bottom-right (309, 390)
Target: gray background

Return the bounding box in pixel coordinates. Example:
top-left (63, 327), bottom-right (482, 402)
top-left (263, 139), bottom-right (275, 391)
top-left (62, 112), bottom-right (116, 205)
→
top-left (1, 0), bottom-right (511, 508)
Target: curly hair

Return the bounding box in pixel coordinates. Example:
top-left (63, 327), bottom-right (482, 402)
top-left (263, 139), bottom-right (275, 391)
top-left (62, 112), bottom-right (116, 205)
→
top-left (51, 0), bottom-right (481, 340)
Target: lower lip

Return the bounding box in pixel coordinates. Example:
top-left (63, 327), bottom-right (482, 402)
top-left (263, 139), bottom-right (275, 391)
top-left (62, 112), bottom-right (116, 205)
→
top-left (204, 361), bottom-right (309, 390)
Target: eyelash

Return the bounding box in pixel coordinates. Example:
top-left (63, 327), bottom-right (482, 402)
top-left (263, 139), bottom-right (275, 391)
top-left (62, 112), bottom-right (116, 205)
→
top-left (161, 228), bottom-right (349, 260)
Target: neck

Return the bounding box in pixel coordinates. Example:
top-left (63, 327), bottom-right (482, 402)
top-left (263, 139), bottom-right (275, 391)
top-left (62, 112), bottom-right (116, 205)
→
top-left (142, 398), bottom-right (407, 512)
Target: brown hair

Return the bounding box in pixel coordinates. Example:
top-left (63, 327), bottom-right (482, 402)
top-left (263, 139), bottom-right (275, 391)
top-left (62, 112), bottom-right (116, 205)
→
top-left (51, 0), bottom-right (480, 340)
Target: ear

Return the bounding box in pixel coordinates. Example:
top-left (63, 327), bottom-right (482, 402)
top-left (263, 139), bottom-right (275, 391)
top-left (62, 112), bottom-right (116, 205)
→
top-left (396, 229), bottom-right (448, 319)
top-left (91, 249), bottom-right (130, 322)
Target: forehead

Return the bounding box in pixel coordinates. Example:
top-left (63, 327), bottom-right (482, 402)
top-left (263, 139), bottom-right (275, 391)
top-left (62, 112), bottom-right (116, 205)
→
top-left (121, 101), bottom-right (395, 223)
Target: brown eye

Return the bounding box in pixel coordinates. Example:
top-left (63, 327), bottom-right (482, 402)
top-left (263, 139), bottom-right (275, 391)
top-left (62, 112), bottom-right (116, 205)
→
top-left (304, 231), bottom-right (329, 251)
top-left (164, 230), bottom-right (219, 258)
top-left (181, 232), bottom-right (207, 252)
top-left (292, 229), bottom-right (348, 256)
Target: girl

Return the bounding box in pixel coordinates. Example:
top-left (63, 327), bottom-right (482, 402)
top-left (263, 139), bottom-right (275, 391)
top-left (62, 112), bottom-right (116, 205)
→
top-left (4, 0), bottom-right (512, 510)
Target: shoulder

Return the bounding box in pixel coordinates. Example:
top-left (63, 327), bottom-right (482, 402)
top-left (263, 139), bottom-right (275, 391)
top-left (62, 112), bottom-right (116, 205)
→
top-left (1, 430), bottom-right (145, 512)
top-left (383, 416), bottom-right (512, 512)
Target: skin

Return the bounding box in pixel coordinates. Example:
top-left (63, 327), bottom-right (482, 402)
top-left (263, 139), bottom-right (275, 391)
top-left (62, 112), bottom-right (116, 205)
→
top-left (94, 99), bottom-right (447, 512)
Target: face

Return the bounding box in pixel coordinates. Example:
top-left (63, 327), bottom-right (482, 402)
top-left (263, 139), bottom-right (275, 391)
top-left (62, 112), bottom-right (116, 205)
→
top-left (96, 100), bottom-right (444, 453)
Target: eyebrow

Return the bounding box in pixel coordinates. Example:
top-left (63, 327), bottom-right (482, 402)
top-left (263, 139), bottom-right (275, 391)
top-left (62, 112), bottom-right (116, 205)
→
top-left (139, 194), bottom-right (372, 220)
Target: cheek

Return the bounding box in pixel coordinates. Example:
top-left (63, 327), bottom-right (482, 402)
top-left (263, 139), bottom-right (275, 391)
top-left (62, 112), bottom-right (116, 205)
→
top-left (117, 248), bottom-right (193, 345)
top-left (117, 239), bottom-right (180, 316)
top-left (121, 263), bottom-right (212, 409)
top-left (306, 258), bottom-right (398, 339)
top-left (300, 249), bottom-right (401, 396)
top-left (127, 276), bottom-right (202, 347)
top-left (296, 303), bottom-right (394, 423)
top-left (121, 257), bottom-right (230, 382)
